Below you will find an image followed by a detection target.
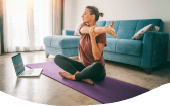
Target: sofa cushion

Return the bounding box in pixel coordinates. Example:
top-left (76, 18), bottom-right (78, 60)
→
top-left (135, 19), bottom-right (163, 33)
top-left (116, 20), bottom-right (138, 39)
top-left (44, 36), bottom-right (80, 48)
top-left (44, 36), bottom-right (53, 46)
top-left (104, 19), bottom-right (164, 39)
top-left (103, 38), bottom-right (119, 51)
top-left (105, 21), bottom-right (120, 38)
top-left (62, 30), bottom-right (75, 36)
top-left (104, 38), bottom-right (142, 56)
top-left (96, 21), bottom-right (106, 27)
top-left (74, 23), bottom-right (81, 36)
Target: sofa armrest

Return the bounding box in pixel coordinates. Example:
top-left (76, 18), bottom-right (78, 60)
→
top-left (141, 31), bottom-right (169, 69)
top-left (62, 30), bottom-right (75, 36)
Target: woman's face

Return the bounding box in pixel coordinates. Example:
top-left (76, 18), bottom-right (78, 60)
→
top-left (81, 8), bottom-right (94, 23)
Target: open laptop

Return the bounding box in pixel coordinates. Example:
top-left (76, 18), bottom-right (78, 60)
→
top-left (12, 53), bottom-right (43, 77)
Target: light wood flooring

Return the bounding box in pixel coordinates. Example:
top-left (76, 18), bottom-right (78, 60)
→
top-left (0, 51), bottom-right (170, 105)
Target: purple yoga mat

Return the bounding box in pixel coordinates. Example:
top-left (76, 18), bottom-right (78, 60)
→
top-left (26, 61), bottom-right (149, 104)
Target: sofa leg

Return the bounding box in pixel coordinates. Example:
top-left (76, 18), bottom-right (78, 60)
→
top-left (143, 68), bottom-right (152, 74)
top-left (46, 53), bottom-right (50, 58)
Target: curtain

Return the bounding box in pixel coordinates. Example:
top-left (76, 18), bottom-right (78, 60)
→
top-left (3, 0), bottom-right (58, 52)
top-left (0, 0), bottom-right (2, 55)
top-left (52, 0), bottom-right (64, 35)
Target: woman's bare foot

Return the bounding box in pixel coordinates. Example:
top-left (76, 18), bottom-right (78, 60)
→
top-left (82, 79), bottom-right (94, 85)
top-left (59, 71), bottom-right (94, 85)
top-left (75, 71), bottom-right (94, 85)
top-left (58, 72), bottom-right (76, 80)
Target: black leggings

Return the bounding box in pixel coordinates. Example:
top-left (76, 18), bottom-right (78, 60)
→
top-left (54, 55), bottom-right (106, 82)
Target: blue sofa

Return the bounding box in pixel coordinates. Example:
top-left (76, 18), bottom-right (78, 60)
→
top-left (44, 18), bottom-right (169, 74)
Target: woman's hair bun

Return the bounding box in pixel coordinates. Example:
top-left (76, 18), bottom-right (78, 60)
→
top-left (99, 13), bottom-right (104, 17)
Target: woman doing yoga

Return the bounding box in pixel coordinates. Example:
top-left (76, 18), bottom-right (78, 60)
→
top-left (54, 6), bottom-right (118, 84)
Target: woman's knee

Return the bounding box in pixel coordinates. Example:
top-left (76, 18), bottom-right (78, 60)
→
top-left (55, 55), bottom-right (66, 60)
top-left (91, 62), bottom-right (105, 74)
top-left (54, 55), bottom-right (63, 64)
top-left (92, 62), bottom-right (104, 69)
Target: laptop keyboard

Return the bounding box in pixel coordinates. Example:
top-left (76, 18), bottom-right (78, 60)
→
top-left (21, 70), bottom-right (33, 75)
top-left (25, 70), bottom-right (33, 75)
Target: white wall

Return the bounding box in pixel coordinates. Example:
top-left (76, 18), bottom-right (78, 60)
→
top-left (64, 0), bottom-right (73, 30)
top-left (65, 0), bottom-right (170, 61)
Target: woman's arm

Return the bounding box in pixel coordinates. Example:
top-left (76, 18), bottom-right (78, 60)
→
top-left (80, 21), bottom-right (118, 38)
top-left (78, 54), bottom-right (82, 62)
top-left (91, 37), bottom-right (105, 60)
top-left (89, 26), bottom-right (105, 60)
top-left (80, 25), bottom-right (106, 34)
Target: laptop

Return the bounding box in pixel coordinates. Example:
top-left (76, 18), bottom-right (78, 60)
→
top-left (12, 53), bottom-right (43, 77)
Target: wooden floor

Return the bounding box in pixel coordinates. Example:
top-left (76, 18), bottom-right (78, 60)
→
top-left (0, 51), bottom-right (170, 105)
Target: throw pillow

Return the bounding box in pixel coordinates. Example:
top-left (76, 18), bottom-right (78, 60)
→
top-left (74, 23), bottom-right (81, 36)
top-left (132, 24), bottom-right (153, 40)
top-left (148, 25), bottom-right (160, 31)
top-left (132, 24), bottom-right (160, 40)
top-left (154, 26), bottom-right (160, 31)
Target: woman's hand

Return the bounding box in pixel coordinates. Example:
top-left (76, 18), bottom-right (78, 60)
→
top-left (89, 25), bottom-right (99, 38)
top-left (105, 21), bottom-right (118, 38)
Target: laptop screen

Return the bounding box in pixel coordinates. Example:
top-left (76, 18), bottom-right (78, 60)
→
top-left (12, 53), bottom-right (24, 76)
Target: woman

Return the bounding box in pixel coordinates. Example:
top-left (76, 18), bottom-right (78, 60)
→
top-left (54, 6), bottom-right (118, 84)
